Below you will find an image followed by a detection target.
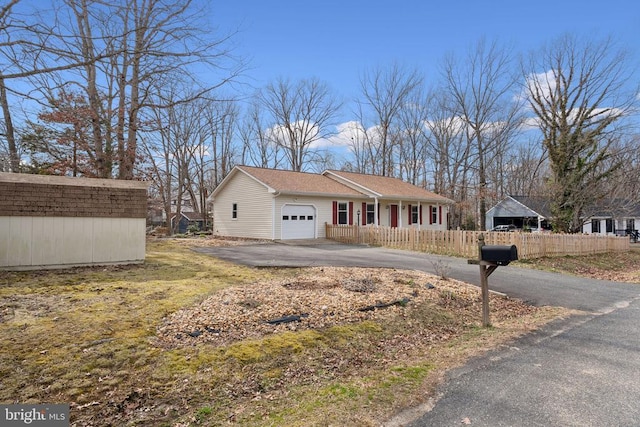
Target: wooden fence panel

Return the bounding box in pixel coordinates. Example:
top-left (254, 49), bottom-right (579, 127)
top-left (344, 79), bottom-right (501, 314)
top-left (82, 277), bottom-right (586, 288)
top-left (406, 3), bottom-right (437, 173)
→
top-left (325, 224), bottom-right (629, 259)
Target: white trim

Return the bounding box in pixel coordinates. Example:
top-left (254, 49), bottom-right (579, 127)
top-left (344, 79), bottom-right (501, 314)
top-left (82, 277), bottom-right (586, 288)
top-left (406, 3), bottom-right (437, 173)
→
top-left (231, 202), bottom-right (238, 220)
top-left (272, 197), bottom-right (276, 239)
top-left (322, 170), bottom-right (383, 197)
top-left (336, 200), bottom-right (349, 225)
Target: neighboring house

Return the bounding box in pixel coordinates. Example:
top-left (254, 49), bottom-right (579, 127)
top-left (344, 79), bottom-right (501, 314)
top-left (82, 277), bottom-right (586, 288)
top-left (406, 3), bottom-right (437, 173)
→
top-left (170, 211), bottom-right (208, 234)
top-left (154, 195), bottom-right (197, 227)
top-left (171, 196), bottom-right (195, 213)
top-left (209, 166), bottom-right (454, 240)
top-left (485, 195), bottom-right (552, 231)
top-left (487, 195), bottom-right (640, 236)
top-left (581, 200), bottom-right (640, 237)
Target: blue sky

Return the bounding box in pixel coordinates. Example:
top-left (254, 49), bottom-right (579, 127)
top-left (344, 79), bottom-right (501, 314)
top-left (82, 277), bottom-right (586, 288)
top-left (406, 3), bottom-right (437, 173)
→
top-left (213, 0), bottom-right (639, 111)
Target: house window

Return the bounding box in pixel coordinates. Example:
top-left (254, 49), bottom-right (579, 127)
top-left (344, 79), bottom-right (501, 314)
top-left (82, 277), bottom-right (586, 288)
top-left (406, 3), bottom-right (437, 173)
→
top-left (431, 206), bottom-right (438, 224)
top-left (592, 219), bottom-right (600, 233)
top-left (627, 219), bottom-right (636, 231)
top-left (338, 202), bottom-right (348, 225)
top-left (366, 203), bottom-right (375, 225)
top-left (411, 205), bottom-right (419, 225)
top-left (606, 219), bottom-right (613, 233)
top-left (232, 203), bottom-right (238, 219)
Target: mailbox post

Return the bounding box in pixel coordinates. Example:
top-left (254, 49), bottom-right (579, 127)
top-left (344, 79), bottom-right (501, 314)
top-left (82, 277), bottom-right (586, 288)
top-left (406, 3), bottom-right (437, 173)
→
top-left (478, 234), bottom-right (490, 327)
top-left (469, 233), bottom-right (518, 327)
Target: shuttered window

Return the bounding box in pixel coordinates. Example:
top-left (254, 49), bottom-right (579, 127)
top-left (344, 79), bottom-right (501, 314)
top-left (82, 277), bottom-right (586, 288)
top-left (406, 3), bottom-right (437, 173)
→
top-left (338, 202), bottom-right (348, 225)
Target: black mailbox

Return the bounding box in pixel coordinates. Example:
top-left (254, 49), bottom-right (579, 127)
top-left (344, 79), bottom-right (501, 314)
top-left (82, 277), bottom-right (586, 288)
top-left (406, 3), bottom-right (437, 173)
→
top-left (481, 245), bottom-right (518, 266)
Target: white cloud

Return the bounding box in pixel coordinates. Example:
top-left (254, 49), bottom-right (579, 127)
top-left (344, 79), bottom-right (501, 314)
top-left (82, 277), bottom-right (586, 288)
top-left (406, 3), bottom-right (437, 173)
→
top-left (265, 120), bottom-right (321, 147)
top-left (324, 121), bottom-right (366, 148)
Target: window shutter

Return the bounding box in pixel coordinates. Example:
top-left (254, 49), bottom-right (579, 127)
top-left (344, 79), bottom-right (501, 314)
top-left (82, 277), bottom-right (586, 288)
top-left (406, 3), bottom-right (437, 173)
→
top-left (408, 204), bottom-right (412, 224)
top-left (439, 206), bottom-right (442, 224)
top-left (362, 202), bottom-right (367, 225)
top-left (332, 201), bottom-right (337, 225)
top-left (348, 201), bottom-right (354, 225)
top-left (429, 205), bottom-right (433, 224)
top-left (377, 203), bottom-right (380, 224)
top-left (419, 205), bottom-right (423, 224)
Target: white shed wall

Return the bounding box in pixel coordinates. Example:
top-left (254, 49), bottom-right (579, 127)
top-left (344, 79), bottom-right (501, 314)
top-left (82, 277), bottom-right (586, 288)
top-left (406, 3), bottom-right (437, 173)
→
top-left (0, 217), bottom-right (145, 270)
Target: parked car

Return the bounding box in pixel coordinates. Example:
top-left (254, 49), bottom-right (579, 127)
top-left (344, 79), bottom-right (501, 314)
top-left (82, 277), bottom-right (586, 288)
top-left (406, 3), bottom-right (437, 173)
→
top-left (491, 224), bottom-right (517, 232)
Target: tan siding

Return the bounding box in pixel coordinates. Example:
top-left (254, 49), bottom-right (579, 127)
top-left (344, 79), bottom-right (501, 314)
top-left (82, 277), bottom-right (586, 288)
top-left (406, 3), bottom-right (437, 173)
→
top-left (212, 172), bottom-right (274, 239)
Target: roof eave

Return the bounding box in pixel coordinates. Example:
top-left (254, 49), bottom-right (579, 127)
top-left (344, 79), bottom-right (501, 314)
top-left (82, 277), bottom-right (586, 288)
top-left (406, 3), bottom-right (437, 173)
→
top-left (380, 195), bottom-right (455, 204)
top-left (322, 170), bottom-right (382, 197)
top-left (275, 190), bottom-right (368, 199)
top-left (209, 166), bottom-right (277, 201)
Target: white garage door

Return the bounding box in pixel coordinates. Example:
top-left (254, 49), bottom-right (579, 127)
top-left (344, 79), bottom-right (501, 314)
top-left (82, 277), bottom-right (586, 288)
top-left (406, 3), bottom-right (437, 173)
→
top-left (281, 205), bottom-right (316, 239)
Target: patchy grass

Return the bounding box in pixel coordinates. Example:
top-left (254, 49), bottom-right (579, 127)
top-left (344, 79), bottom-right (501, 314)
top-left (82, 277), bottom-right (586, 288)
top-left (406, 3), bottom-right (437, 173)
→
top-left (0, 238), bottom-right (571, 426)
top-left (516, 246), bottom-right (640, 283)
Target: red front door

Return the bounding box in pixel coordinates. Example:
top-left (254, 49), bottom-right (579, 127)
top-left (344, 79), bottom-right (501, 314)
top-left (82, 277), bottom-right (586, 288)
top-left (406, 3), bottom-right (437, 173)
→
top-left (390, 204), bottom-right (398, 227)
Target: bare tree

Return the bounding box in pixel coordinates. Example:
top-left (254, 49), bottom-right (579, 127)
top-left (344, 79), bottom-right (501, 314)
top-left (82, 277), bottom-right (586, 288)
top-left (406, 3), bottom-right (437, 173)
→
top-left (239, 100), bottom-right (282, 169)
top-left (203, 98), bottom-right (238, 188)
top-left (340, 121), bottom-right (369, 173)
top-left (142, 86), bottom-right (207, 234)
top-left (396, 88), bottom-right (430, 186)
top-left (0, 0), bottom-right (241, 178)
top-left (423, 88), bottom-right (474, 229)
top-left (524, 34), bottom-right (639, 232)
top-left (0, 0), bottom-right (95, 172)
top-left (442, 38), bottom-right (524, 230)
top-left (0, 0), bottom-right (128, 174)
top-left (501, 140), bottom-right (548, 198)
top-left (258, 77), bottom-right (341, 172)
top-left (356, 63), bottom-right (423, 176)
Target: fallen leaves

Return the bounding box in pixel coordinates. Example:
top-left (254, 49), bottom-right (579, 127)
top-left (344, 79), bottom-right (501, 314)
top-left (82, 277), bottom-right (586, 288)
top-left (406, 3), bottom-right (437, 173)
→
top-left (155, 266), bottom-right (537, 349)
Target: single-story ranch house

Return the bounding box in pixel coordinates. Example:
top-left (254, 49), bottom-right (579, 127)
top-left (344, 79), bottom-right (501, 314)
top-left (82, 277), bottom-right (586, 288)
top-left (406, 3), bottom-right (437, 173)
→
top-left (209, 166), bottom-right (454, 240)
top-left (581, 201), bottom-right (640, 237)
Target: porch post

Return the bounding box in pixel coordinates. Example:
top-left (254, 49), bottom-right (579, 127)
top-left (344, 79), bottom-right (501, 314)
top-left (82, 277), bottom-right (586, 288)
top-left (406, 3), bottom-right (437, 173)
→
top-left (374, 197), bottom-right (379, 226)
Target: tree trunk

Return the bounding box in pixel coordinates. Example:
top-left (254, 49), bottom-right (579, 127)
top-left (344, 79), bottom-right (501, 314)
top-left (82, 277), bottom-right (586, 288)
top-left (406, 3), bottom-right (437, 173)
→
top-left (0, 77), bottom-right (19, 172)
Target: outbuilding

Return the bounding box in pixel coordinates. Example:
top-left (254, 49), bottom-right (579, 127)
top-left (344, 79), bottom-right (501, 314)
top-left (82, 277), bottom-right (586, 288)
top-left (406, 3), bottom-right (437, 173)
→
top-left (0, 173), bottom-right (148, 270)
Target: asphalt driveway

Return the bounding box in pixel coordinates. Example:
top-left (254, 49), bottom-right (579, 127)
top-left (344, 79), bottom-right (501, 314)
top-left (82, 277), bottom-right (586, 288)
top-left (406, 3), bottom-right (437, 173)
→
top-left (193, 241), bottom-right (640, 313)
top-left (194, 241), bottom-right (640, 426)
